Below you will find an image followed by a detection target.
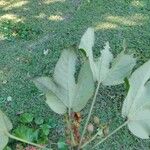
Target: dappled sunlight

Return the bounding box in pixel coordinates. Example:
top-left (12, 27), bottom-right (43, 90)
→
top-left (0, 33), bottom-right (5, 40)
top-left (131, 0), bottom-right (145, 7)
top-left (0, 14), bottom-right (24, 22)
top-left (0, 0), bottom-right (10, 7)
top-left (48, 14), bottom-right (64, 21)
top-left (0, 0), bottom-right (150, 148)
top-left (3, 0), bottom-right (29, 10)
top-left (95, 13), bottom-right (149, 31)
top-left (35, 13), bottom-right (47, 19)
top-left (106, 13), bottom-right (148, 26)
top-left (35, 12), bottom-right (65, 21)
top-left (43, 0), bottom-right (65, 4)
top-left (95, 22), bottom-right (118, 30)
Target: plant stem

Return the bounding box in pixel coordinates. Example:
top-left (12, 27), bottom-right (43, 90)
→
top-left (92, 121), bottom-right (128, 149)
top-left (81, 131), bottom-right (101, 149)
top-left (67, 110), bottom-right (76, 146)
top-left (78, 82), bottom-right (101, 150)
top-left (6, 132), bottom-right (45, 149)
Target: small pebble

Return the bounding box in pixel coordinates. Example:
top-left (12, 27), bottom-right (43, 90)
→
top-left (2, 80), bottom-right (8, 84)
top-left (7, 96), bottom-right (12, 102)
top-left (43, 49), bottom-right (49, 55)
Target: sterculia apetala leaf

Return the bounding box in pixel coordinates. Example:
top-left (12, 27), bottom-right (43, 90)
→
top-left (79, 28), bottom-right (136, 85)
top-left (33, 27), bottom-right (136, 115)
top-left (33, 48), bottom-right (94, 114)
top-left (122, 60), bottom-right (150, 139)
top-left (0, 110), bottom-right (12, 150)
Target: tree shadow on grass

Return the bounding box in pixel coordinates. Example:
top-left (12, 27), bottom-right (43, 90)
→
top-left (0, 0), bottom-right (150, 148)
top-left (0, 0), bottom-right (149, 52)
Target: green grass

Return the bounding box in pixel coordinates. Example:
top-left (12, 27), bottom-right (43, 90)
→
top-left (0, 0), bottom-right (150, 149)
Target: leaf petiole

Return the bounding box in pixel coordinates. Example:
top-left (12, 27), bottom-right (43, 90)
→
top-left (81, 129), bottom-right (101, 149)
top-left (78, 81), bottom-right (101, 149)
top-left (6, 132), bottom-right (45, 149)
top-left (91, 121), bottom-right (128, 149)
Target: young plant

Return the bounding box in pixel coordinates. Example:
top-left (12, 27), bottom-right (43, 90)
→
top-left (1, 27), bottom-right (150, 150)
top-left (33, 28), bottom-right (137, 149)
top-left (12, 113), bottom-right (56, 148)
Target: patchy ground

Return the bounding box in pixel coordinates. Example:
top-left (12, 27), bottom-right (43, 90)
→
top-left (0, 0), bottom-right (150, 149)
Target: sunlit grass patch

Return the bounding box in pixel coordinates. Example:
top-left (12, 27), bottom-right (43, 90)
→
top-left (48, 14), bottom-right (64, 21)
top-left (105, 14), bottom-right (149, 26)
top-left (0, 14), bottom-right (23, 22)
top-left (3, 0), bottom-right (29, 10)
top-left (95, 22), bottom-right (118, 30)
top-left (43, 0), bottom-right (65, 4)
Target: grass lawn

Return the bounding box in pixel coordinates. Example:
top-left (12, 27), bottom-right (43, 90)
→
top-left (0, 0), bottom-right (150, 149)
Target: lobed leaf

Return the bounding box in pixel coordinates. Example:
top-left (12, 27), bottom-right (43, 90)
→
top-left (79, 28), bottom-right (136, 86)
top-left (33, 48), bottom-right (94, 114)
top-left (122, 60), bottom-right (150, 139)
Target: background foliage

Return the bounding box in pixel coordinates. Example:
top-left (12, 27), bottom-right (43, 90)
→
top-left (0, 0), bottom-right (150, 149)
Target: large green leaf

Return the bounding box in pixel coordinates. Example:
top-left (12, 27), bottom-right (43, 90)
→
top-left (54, 48), bottom-right (77, 108)
top-left (46, 92), bottom-right (67, 114)
top-left (122, 60), bottom-right (150, 139)
top-left (0, 110), bottom-right (12, 150)
top-left (73, 61), bottom-right (94, 112)
top-left (33, 48), bottom-right (95, 114)
top-left (79, 28), bottom-right (136, 85)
